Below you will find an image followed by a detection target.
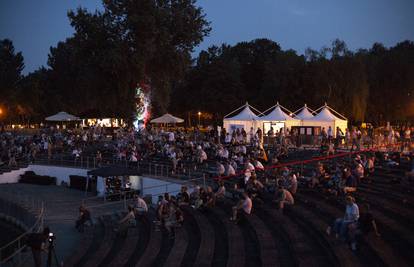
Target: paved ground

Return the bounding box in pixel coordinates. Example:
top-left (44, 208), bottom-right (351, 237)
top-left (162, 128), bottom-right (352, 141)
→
top-left (0, 183), bottom-right (126, 266)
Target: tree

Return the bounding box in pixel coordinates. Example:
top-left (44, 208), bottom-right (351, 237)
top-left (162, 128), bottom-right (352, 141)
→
top-left (0, 39), bottom-right (24, 120)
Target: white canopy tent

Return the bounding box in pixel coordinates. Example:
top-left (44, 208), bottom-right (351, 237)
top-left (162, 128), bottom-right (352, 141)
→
top-left (301, 104), bottom-right (348, 137)
top-left (150, 113), bottom-right (184, 124)
top-left (293, 104), bottom-right (316, 121)
top-left (45, 111), bottom-right (80, 122)
top-left (258, 102), bottom-right (300, 133)
top-left (223, 102), bottom-right (261, 134)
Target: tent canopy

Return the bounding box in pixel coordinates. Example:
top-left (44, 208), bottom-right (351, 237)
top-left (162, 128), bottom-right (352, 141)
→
top-left (308, 104), bottom-right (347, 122)
top-left (150, 113), bottom-right (184, 124)
top-left (87, 166), bottom-right (141, 177)
top-left (294, 104), bottom-right (315, 120)
top-left (223, 102), bottom-right (260, 121)
top-left (259, 102), bottom-right (298, 121)
top-left (45, 111), bottom-right (80, 121)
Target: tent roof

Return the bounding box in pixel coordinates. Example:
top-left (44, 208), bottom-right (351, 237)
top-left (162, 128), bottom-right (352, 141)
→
top-left (87, 166), bottom-right (141, 177)
top-left (294, 104), bottom-right (315, 120)
top-left (308, 106), bottom-right (346, 122)
top-left (224, 102), bottom-right (260, 121)
top-left (259, 103), bottom-right (298, 121)
top-left (45, 111), bottom-right (80, 122)
top-left (150, 113), bottom-right (184, 124)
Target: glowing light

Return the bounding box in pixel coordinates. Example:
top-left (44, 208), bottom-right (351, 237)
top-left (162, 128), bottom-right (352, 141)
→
top-left (133, 82), bottom-right (151, 129)
top-left (198, 111), bottom-right (201, 116)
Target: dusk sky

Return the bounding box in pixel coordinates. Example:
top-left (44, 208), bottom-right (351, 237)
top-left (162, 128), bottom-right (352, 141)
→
top-left (1, 0), bottom-right (413, 74)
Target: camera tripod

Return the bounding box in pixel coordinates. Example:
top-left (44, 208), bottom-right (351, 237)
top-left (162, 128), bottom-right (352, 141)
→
top-left (46, 240), bottom-right (60, 267)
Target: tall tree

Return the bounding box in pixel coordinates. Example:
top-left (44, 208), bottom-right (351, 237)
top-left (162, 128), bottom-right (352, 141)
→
top-left (0, 39), bottom-right (24, 120)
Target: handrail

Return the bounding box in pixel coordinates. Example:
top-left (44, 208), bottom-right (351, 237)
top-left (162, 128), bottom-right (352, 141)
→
top-left (0, 198), bottom-right (44, 266)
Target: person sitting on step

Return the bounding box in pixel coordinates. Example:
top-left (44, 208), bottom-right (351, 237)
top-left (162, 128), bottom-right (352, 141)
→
top-left (230, 191), bottom-right (252, 222)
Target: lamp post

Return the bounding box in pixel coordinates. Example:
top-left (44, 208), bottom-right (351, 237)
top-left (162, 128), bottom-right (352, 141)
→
top-left (198, 111), bottom-right (201, 127)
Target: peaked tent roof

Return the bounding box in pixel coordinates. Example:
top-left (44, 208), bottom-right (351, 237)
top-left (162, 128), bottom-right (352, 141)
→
top-left (308, 104), bottom-right (347, 122)
top-left (150, 113), bottom-right (184, 124)
top-left (224, 102), bottom-right (260, 121)
top-left (45, 111), bottom-right (80, 121)
top-left (259, 103), bottom-right (298, 121)
top-left (294, 104), bottom-right (315, 120)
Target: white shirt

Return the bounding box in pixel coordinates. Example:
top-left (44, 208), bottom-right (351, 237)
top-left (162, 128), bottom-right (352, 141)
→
top-left (227, 164), bottom-right (236, 176)
top-left (168, 132), bottom-right (175, 142)
top-left (134, 198), bottom-right (148, 212)
top-left (217, 164), bottom-right (225, 175)
top-left (244, 162), bottom-right (255, 183)
top-left (254, 161), bottom-right (264, 171)
top-left (344, 203), bottom-right (359, 222)
top-left (242, 197), bottom-right (252, 214)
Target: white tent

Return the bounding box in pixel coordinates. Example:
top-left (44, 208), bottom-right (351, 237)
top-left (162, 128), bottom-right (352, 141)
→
top-left (150, 113), bottom-right (184, 124)
top-left (45, 111), bottom-right (80, 121)
top-left (301, 104), bottom-right (348, 136)
top-left (293, 104), bottom-right (315, 121)
top-left (223, 102), bottom-right (261, 134)
top-left (258, 102), bottom-right (300, 133)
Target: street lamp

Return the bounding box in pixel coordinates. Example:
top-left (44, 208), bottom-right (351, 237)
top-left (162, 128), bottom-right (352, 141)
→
top-left (198, 111), bottom-right (201, 126)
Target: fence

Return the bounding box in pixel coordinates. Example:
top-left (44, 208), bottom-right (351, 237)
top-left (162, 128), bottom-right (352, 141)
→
top-left (0, 193), bottom-right (44, 267)
top-left (81, 175), bottom-right (207, 211)
top-left (30, 155), bottom-right (203, 180)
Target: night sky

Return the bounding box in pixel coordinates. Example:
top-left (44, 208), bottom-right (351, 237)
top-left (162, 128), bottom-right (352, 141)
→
top-left (1, 0), bottom-right (413, 74)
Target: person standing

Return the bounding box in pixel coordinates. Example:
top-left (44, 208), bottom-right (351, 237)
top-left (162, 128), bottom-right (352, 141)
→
top-left (27, 227), bottom-right (50, 267)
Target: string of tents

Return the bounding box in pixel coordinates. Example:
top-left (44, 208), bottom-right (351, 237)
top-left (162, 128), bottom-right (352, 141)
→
top-left (222, 102), bottom-right (349, 141)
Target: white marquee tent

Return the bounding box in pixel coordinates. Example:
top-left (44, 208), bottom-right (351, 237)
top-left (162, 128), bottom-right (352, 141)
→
top-left (151, 113), bottom-right (184, 124)
top-left (223, 102), bottom-right (261, 134)
top-left (258, 102), bottom-right (300, 133)
top-left (293, 104), bottom-right (315, 121)
top-left (45, 111), bottom-right (80, 122)
top-left (301, 104), bottom-right (348, 136)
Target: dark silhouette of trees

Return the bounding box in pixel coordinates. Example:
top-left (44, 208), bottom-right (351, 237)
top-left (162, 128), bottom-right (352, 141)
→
top-left (2, 3), bottom-right (414, 126)
top-left (171, 39), bottom-right (414, 125)
top-left (0, 39), bottom-right (24, 122)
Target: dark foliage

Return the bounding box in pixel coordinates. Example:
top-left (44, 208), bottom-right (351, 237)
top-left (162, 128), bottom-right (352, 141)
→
top-left (170, 39), bottom-right (414, 125)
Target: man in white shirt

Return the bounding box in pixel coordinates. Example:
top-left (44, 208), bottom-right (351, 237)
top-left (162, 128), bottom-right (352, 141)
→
top-left (133, 193), bottom-right (148, 214)
top-left (230, 192), bottom-right (252, 222)
top-left (216, 161), bottom-right (225, 176)
top-left (225, 162), bottom-right (236, 176)
top-left (253, 159), bottom-right (264, 171)
top-left (168, 131), bottom-right (175, 142)
top-left (244, 160), bottom-right (255, 184)
top-left (327, 196), bottom-right (359, 240)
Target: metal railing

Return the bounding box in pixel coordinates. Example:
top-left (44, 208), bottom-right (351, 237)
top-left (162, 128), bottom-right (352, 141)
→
top-left (81, 175), bottom-right (207, 211)
top-left (0, 194), bottom-right (44, 267)
top-left (28, 155), bottom-right (205, 181)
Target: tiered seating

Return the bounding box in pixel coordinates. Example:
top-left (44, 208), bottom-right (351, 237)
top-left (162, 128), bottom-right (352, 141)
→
top-left (63, 161), bottom-right (414, 267)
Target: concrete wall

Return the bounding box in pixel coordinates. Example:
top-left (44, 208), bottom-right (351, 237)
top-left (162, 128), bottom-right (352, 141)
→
top-left (0, 165), bottom-right (193, 202)
top-left (29, 165), bottom-right (89, 185)
top-left (0, 165), bottom-right (89, 185)
top-left (0, 167), bottom-right (30, 184)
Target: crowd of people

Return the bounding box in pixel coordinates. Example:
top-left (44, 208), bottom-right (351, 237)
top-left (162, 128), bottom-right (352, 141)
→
top-left (2, 124), bottom-right (413, 255)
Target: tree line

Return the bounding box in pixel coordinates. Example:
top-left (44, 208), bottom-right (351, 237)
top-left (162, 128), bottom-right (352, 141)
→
top-left (171, 38), bottom-right (414, 125)
top-left (1, 0), bottom-right (413, 126)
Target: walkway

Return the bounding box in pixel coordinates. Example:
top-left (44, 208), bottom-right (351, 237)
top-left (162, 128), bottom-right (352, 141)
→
top-left (0, 183), bottom-right (125, 266)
